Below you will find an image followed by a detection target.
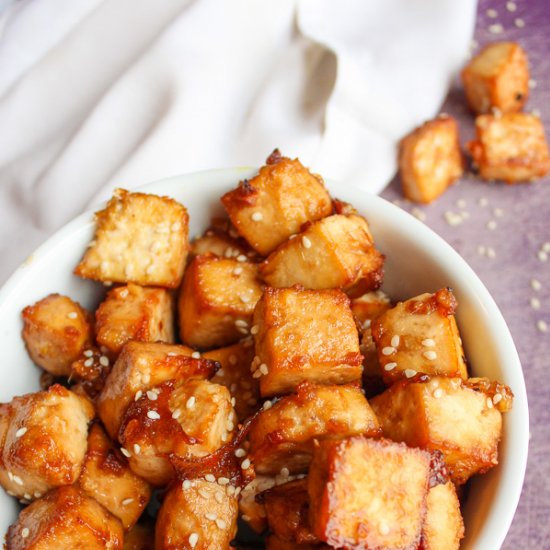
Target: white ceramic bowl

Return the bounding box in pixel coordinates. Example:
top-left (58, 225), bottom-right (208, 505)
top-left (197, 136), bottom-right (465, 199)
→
top-left (0, 168), bottom-right (528, 547)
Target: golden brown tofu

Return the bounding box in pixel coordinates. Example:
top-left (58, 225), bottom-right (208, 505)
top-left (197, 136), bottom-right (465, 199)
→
top-left (75, 188), bottom-right (189, 288)
top-left (399, 115), bottom-right (463, 204)
top-left (467, 112), bottom-right (550, 183)
top-left (123, 522), bottom-right (155, 550)
top-left (462, 42), bottom-right (529, 114)
top-left (351, 290), bottom-right (392, 328)
top-left (372, 289), bottom-right (467, 384)
top-left (22, 293), bottom-right (92, 377)
top-left (97, 341), bottom-right (217, 440)
top-left (78, 424), bottom-right (151, 530)
top-left (178, 255), bottom-right (264, 350)
top-left (0, 385), bottom-right (94, 501)
top-left (70, 346), bottom-right (112, 400)
top-left (155, 477), bottom-right (238, 550)
top-left (6, 485), bottom-right (123, 549)
top-left (260, 215), bottom-right (384, 297)
top-left (248, 383), bottom-right (380, 475)
top-left (308, 437), bottom-right (430, 550)
top-left (221, 150), bottom-right (332, 256)
top-left (370, 377), bottom-right (504, 485)
top-left (252, 287), bottom-right (363, 397)
top-left (95, 284), bottom-right (174, 358)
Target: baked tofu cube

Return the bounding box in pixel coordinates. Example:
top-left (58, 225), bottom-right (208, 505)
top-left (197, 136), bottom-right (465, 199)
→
top-left (308, 437), bottom-right (430, 549)
top-left (467, 112), bottom-right (550, 183)
top-left (22, 293), bottom-right (92, 377)
top-left (78, 424), bottom-right (151, 530)
top-left (178, 255), bottom-right (264, 349)
top-left (351, 290), bottom-right (392, 328)
top-left (252, 287), bottom-right (363, 397)
top-left (123, 522), bottom-right (155, 550)
top-left (95, 283), bottom-right (174, 357)
top-left (462, 42), bottom-right (529, 114)
top-left (399, 115), bottom-right (463, 204)
top-left (155, 477), bottom-right (238, 550)
top-left (6, 485), bottom-right (123, 549)
top-left (370, 377), bottom-right (503, 485)
top-left (248, 383), bottom-right (380, 475)
top-left (221, 150), bottom-right (332, 256)
top-left (371, 288), bottom-right (467, 384)
top-left (70, 346), bottom-right (112, 399)
top-left (260, 215), bottom-right (384, 297)
top-left (75, 188), bottom-right (189, 288)
top-left (0, 385), bottom-right (94, 501)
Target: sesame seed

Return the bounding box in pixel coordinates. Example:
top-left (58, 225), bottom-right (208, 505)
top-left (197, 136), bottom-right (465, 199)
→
top-left (538, 250), bottom-right (548, 262)
top-left (423, 350), bottom-right (437, 360)
top-left (189, 533), bottom-right (199, 548)
top-left (252, 371), bottom-right (262, 379)
top-left (506, 1), bottom-right (517, 11)
top-left (382, 346), bottom-right (396, 356)
top-left (363, 319), bottom-right (372, 329)
top-left (543, 242), bottom-right (550, 253)
top-left (259, 364), bottom-right (269, 376)
top-left (15, 428), bottom-right (27, 438)
top-left (514, 17), bottom-right (525, 28)
top-left (493, 393), bottom-right (503, 405)
top-left (205, 474), bottom-right (216, 483)
top-left (250, 325), bottom-right (259, 335)
top-left (301, 236), bottom-right (312, 249)
top-left (486, 397), bottom-right (494, 409)
top-left (235, 448), bottom-right (246, 458)
top-left (537, 320), bottom-right (548, 333)
top-left (280, 467), bottom-right (290, 477)
top-left (529, 79), bottom-right (537, 89)
top-left (122, 498), bottom-right (134, 506)
top-left (147, 411), bottom-right (160, 420)
top-left (379, 523), bottom-right (390, 536)
top-left (13, 475), bottom-right (23, 486)
top-left (186, 396), bottom-right (196, 410)
top-left (456, 199), bottom-right (467, 209)
top-left (146, 390), bottom-right (158, 401)
top-left (216, 518), bottom-right (227, 529)
top-left (167, 351), bottom-right (178, 356)
top-left (33, 492), bottom-right (41, 498)
top-left (478, 197), bottom-right (488, 207)
top-left (24, 493), bottom-right (31, 500)
top-left (262, 400), bottom-right (273, 410)
top-left (84, 358), bottom-right (94, 367)
top-left (84, 349), bottom-right (94, 358)
top-left (231, 397), bottom-right (236, 406)
top-left (390, 335), bottom-right (400, 348)
top-left (120, 447), bottom-right (131, 458)
top-left (411, 207), bottom-right (426, 222)
top-left (142, 373), bottom-right (151, 384)
top-left (493, 208), bottom-right (504, 218)
top-left (240, 294), bottom-right (251, 303)
top-left (226, 485), bottom-right (236, 495)
top-left (489, 23), bottom-right (503, 34)
top-left (7, 472), bottom-right (13, 482)
top-left (205, 513), bottom-right (217, 521)
top-left (486, 8), bottom-right (497, 17)
top-left (251, 212), bottom-right (263, 222)
top-left (444, 211), bottom-right (464, 226)
top-left (422, 338), bottom-right (435, 347)
top-left (218, 477), bottom-right (230, 485)
top-left (21, 528), bottom-right (29, 539)
top-left (227, 420), bottom-right (234, 431)
top-left (199, 488), bottom-right (210, 498)
top-left (233, 266), bottom-right (243, 276)
top-left (487, 247), bottom-right (496, 259)
top-left (98, 355), bottom-right (109, 367)
top-left (67, 311), bottom-right (78, 319)
top-left (486, 220), bottom-right (497, 231)
top-left (6, 491), bottom-right (14, 497)
top-left (135, 390), bottom-right (143, 402)
top-left (171, 221), bottom-right (182, 232)
top-left (235, 319), bottom-right (248, 328)
top-left (532, 108), bottom-right (541, 118)
top-left (404, 369), bottom-right (417, 379)
top-left (242, 514), bottom-right (251, 522)
top-left (433, 388), bottom-right (443, 398)
top-left (531, 279), bottom-right (542, 291)
top-left (215, 491), bottom-right (224, 503)
top-left (183, 480), bottom-right (192, 490)
top-left (384, 362), bottom-right (397, 371)
top-left (236, 254), bottom-right (247, 262)
top-left (191, 351), bottom-right (201, 359)
top-left (530, 297), bottom-right (541, 310)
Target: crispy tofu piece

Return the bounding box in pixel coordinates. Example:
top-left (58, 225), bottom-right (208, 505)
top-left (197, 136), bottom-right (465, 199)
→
top-left (462, 42), bottom-right (529, 114)
top-left (309, 436), bottom-right (430, 549)
top-left (155, 477), bottom-right (238, 550)
top-left (75, 188), bottom-right (189, 288)
top-left (351, 290), bottom-right (392, 328)
top-left (467, 112), bottom-right (550, 183)
top-left (22, 293), bottom-right (92, 377)
top-left (6, 485), bottom-right (123, 549)
top-left (97, 342), bottom-right (217, 440)
top-left (96, 283), bottom-right (174, 358)
top-left (70, 346), bottom-right (112, 399)
top-left (248, 383), bottom-right (380, 475)
top-left (123, 522), bottom-right (155, 550)
top-left (0, 385), bottom-right (94, 501)
top-left (252, 287), bottom-right (363, 397)
top-left (370, 377), bottom-right (504, 484)
top-left (178, 255), bottom-right (264, 349)
top-left (78, 424), bottom-right (151, 530)
top-left (399, 115), bottom-right (463, 204)
top-left (221, 150), bottom-right (332, 256)
top-left (260, 215), bottom-right (384, 297)
top-left (371, 289), bottom-right (467, 384)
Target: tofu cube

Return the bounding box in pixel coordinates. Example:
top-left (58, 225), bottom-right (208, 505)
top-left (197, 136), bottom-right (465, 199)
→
top-left (467, 112), bottom-right (550, 183)
top-left (370, 377), bottom-right (503, 484)
top-left (308, 436), bottom-right (430, 549)
top-left (178, 255), bottom-right (264, 349)
top-left (371, 288), bottom-right (467, 384)
top-left (75, 188), bottom-right (189, 288)
top-left (252, 287), bottom-right (363, 397)
top-left (351, 290), bottom-right (392, 328)
top-left (248, 383), bottom-right (380, 475)
top-left (70, 346), bottom-right (112, 400)
top-left (399, 115), bottom-right (463, 204)
top-left (221, 150), bottom-right (333, 256)
top-left (6, 486), bottom-right (123, 549)
top-left (260, 214), bottom-right (384, 297)
top-left (462, 42), bottom-right (530, 114)
top-left (22, 293), bottom-right (92, 377)
top-left (123, 522), bottom-right (155, 550)
top-left (95, 283), bottom-right (174, 357)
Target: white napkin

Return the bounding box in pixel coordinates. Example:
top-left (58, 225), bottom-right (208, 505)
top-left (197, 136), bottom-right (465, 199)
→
top-left (0, 0), bottom-right (476, 284)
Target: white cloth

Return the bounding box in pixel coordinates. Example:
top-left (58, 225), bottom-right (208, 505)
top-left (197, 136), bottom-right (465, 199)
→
top-left (0, 0), bottom-right (476, 284)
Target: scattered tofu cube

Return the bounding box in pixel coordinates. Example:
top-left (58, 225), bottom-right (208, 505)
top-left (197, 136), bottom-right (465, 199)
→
top-left (70, 346), bottom-right (112, 400)
top-left (351, 290), bottom-right (392, 328)
top-left (462, 42), bottom-right (530, 114)
top-left (22, 293), bottom-right (92, 377)
top-left (75, 188), bottom-right (189, 288)
top-left (399, 115), bottom-right (463, 204)
top-left (221, 150), bottom-right (332, 256)
top-left (123, 521), bottom-right (155, 550)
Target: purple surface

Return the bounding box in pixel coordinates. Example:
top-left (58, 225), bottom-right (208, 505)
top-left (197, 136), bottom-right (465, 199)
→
top-left (381, 1), bottom-right (550, 547)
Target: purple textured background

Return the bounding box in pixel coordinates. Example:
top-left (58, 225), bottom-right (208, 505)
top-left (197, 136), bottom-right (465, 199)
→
top-left (382, 1), bottom-right (549, 547)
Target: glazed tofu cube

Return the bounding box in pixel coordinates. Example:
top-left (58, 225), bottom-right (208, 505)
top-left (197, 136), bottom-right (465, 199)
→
top-left (70, 346), bottom-right (112, 400)
top-left (260, 215), bottom-right (384, 297)
top-left (0, 385), bottom-right (94, 501)
top-left (308, 437), bottom-right (430, 549)
top-left (221, 150), bottom-right (332, 256)
top-left (178, 255), bottom-right (264, 349)
top-left (467, 112), bottom-right (550, 183)
top-left (22, 293), bottom-right (92, 377)
top-left (97, 341), bottom-right (217, 440)
top-left (78, 424), bottom-right (151, 530)
top-left (351, 290), bottom-right (392, 328)
top-left (399, 115), bottom-right (463, 204)
top-left (370, 377), bottom-right (503, 484)
top-left (155, 477), bottom-right (238, 550)
top-left (123, 522), bottom-right (155, 550)
top-left (95, 283), bottom-right (174, 357)
top-left (248, 383), bottom-right (380, 475)
top-left (6, 486), bottom-right (123, 549)
top-left (253, 287), bottom-right (363, 397)
top-left (75, 188), bottom-right (189, 288)
top-left (371, 288), bottom-right (467, 384)
top-left (462, 42), bottom-right (529, 114)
